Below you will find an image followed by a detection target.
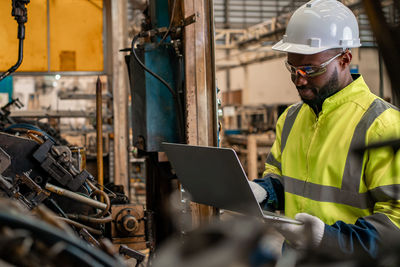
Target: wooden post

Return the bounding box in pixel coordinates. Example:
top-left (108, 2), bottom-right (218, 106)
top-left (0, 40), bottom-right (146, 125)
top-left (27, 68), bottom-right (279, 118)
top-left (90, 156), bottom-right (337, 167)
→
top-left (110, 0), bottom-right (129, 195)
top-left (247, 134), bottom-right (257, 180)
top-left (96, 77), bottom-right (104, 190)
top-left (183, 0), bottom-right (219, 226)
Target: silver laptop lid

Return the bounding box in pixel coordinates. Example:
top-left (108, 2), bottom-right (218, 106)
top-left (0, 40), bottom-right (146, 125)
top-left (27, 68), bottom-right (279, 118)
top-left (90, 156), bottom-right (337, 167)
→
top-left (162, 142), bottom-right (264, 217)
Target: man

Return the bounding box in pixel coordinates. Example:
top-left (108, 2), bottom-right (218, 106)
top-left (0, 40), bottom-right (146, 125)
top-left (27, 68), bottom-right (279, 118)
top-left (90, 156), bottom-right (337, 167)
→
top-left (249, 0), bottom-right (400, 257)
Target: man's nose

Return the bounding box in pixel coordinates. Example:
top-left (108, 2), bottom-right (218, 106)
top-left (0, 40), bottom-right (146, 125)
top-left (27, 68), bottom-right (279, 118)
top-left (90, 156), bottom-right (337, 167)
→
top-left (293, 72), bottom-right (308, 87)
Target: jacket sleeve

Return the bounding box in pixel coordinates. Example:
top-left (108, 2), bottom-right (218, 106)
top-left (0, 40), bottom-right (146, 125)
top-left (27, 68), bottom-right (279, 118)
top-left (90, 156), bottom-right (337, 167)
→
top-left (318, 218), bottom-right (380, 258)
top-left (363, 113), bottom-right (400, 236)
top-left (253, 106), bottom-right (292, 211)
top-left (319, 111), bottom-right (400, 259)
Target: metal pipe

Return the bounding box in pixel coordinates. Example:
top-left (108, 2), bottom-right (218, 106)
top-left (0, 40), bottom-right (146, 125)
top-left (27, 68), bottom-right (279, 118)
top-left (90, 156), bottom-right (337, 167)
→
top-left (90, 189), bottom-right (111, 218)
top-left (45, 183), bottom-right (107, 210)
top-left (55, 216), bottom-right (103, 235)
top-left (96, 76), bottom-right (104, 192)
top-left (66, 214), bottom-right (113, 224)
top-left (85, 180), bottom-right (113, 218)
top-left (87, 179), bottom-right (117, 198)
top-left (86, 180), bottom-right (97, 191)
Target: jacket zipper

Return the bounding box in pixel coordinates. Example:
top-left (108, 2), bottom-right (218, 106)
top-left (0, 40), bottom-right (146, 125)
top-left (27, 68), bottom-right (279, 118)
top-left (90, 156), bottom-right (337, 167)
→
top-left (303, 111), bottom-right (320, 211)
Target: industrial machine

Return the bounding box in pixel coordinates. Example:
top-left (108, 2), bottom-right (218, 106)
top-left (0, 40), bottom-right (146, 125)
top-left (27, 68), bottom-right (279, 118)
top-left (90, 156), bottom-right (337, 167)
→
top-left (0, 1), bottom-right (147, 265)
top-left (0, 121), bottom-right (148, 265)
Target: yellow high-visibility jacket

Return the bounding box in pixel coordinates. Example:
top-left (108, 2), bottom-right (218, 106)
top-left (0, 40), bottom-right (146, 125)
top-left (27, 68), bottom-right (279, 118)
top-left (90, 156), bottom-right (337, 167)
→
top-left (256, 75), bottom-right (400, 254)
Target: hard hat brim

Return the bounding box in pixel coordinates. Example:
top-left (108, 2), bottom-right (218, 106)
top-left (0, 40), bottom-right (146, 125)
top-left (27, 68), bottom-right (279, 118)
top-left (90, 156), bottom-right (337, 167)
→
top-left (272, 40), bottom-right (329, 55)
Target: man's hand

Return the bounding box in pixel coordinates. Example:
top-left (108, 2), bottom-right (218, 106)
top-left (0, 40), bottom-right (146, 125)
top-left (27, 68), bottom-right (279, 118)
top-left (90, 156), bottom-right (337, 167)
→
top-left (249, 181), bottom-right (268, 203)
top-left (274, 213), bottom-right (325, 249)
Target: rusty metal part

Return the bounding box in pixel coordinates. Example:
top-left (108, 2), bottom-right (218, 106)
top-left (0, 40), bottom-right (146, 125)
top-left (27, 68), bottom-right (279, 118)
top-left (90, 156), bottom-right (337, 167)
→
top-left (111, 204), bottom-right (147, 251)
top-left (119, 245), bottom-right (146, 263)
top-left (80, 228), bottom-right (101, 247)
top-left (18, 172), bottom-right (50, 202)
top-left (45, 183), bottom-right (107, 210)
top-left (115, 209), bottom-right (140, 234)
top-left (7, 172), bottom-right (51, 208)
top-left (51, 145), bottom-right (73, 165)
top-left (55, 216), bottom-right (102, 235)
top-left (145, 209), bottom-right (155, 251)
top-left (96, 76), bottom-right (104, 191)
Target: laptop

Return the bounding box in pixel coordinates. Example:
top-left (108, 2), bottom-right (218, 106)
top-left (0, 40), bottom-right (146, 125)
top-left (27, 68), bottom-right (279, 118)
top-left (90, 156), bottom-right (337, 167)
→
top-left (162, 142), bottom-right (301, 225)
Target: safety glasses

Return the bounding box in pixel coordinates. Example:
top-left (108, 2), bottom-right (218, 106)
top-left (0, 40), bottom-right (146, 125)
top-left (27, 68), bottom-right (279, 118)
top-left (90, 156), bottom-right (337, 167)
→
top-left (285, 51), bottom-right (346, 78)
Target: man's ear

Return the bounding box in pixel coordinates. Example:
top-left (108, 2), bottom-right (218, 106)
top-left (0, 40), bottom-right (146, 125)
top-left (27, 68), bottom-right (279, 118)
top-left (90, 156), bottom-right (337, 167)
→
top-left (340, 51), bottom-right (352, 68)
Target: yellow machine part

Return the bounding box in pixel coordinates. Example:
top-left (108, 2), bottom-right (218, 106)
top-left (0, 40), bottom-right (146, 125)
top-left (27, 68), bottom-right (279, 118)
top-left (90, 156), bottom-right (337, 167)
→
top-left (0, 0), bottom-right (103, 72)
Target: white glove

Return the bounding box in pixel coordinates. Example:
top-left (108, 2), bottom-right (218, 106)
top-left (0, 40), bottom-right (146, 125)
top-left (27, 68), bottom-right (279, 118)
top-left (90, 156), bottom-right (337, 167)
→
top-left (274, 213), bottom-right (325, 249)
top-left (249, 181), bottom-right (268, 203)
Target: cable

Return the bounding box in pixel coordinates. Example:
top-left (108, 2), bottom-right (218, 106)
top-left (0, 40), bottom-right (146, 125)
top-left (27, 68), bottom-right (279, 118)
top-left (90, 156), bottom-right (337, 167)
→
top-left (131, 35), bottom-right (176, 98)
top-left (92, 181), bottom-right (117, 198)
top-left (0, 39), bottom-right (24, 82)
top-left (140, 0), bottom-right (178, 53)
top-left (83, 181), bottom-right (93, 194)
top-left (5, 123), bottom-right (57, 143)
top-left (0, 0), bottom-right (29, 82)
top-left (27, 130), bottom-right (45, 144)
top-left (90, 189), bottom-right (111, 218)
top-left (46, 198), bottom-right (68, 219)
top-left (86, 180), bottom-right (112, 217)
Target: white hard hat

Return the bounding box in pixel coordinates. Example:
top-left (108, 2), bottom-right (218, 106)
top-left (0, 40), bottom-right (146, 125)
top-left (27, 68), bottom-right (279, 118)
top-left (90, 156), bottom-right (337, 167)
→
top-left (272, 0), bottom-right (361, 55)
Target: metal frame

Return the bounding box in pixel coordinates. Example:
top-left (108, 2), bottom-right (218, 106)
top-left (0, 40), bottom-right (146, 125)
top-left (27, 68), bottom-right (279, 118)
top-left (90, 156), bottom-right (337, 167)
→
top-left (214, 0), bottom-right (395, 70)
top-left (12, 71), bottom-right (107, 76)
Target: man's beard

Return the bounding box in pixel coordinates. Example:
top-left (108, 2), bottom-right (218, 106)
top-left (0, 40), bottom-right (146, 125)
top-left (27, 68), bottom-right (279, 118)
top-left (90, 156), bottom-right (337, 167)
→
top-left (297, 68), bottom-right (340, 114)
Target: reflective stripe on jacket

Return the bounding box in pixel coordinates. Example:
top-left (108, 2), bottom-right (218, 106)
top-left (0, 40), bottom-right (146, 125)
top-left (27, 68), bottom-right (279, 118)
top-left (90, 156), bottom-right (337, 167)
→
top-left (263, 75), bottom-right (400, 233)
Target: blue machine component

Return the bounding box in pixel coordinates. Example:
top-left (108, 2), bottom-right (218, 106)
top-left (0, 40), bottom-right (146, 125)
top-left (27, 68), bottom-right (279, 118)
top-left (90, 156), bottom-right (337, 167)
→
top-left (126, 42), bottom-right (183, 152)
top-left (150, 0), bottom-right (170, 29)
top-left (143, 44), bottom-right (181, 151)
top-left (0, 76), bottom-right (13, 102)
top-left (126, 0), bottom-right (184, 152)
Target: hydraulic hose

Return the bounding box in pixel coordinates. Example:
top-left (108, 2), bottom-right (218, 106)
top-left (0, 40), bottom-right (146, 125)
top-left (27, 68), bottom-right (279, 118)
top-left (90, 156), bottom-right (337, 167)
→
top-left (45, 183), bottom-right (107, 210)
top-left (0, 38), bottom-right (24, 82)
top-left (66, 214), bottom-right (113, 224)
top-left (52, 216), bottom-right (102, 235)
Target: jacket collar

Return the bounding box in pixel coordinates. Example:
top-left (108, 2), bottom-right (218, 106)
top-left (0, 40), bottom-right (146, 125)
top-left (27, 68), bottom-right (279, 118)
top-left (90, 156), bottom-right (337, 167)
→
top-left (319, 74), bottom-right (370, 114)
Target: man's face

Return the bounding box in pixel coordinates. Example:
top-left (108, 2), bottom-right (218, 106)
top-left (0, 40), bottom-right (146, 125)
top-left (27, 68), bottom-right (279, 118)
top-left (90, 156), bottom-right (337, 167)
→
top-left (287, 51), bottom-right (341, 108)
